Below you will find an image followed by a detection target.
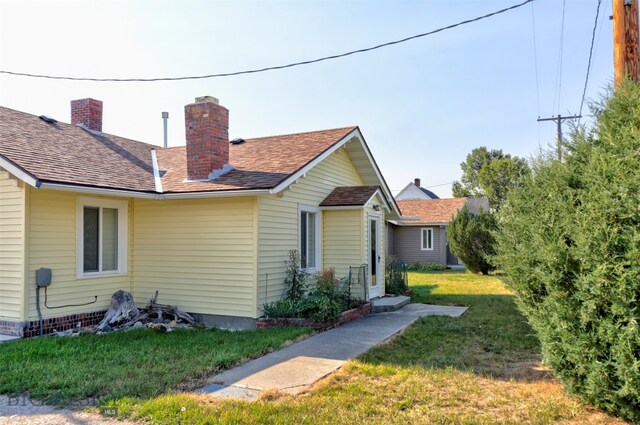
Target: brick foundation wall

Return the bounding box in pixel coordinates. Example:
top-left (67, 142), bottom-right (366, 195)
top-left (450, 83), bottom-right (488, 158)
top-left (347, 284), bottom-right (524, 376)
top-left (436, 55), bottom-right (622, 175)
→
top-left (21, 310), bottom-right (108, 338)
top-left (257, 303), bottom-right (372, 331)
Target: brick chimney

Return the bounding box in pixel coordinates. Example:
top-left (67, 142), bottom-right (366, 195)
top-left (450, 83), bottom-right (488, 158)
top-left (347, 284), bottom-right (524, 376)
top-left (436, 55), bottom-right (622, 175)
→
top-left (71, 98), bottom-right (103, 132)
top-left (414, 178), bottom-right (421, 187)
top-left (185, 96), bottom-right (229, 180)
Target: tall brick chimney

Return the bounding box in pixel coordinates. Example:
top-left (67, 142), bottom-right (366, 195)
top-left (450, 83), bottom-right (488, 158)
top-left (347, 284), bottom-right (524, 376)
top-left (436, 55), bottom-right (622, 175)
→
top-left (185, 96), bottom-right (229, 180)
top-left (71, 98), bottom-right (103, 132)
top-left (414, 178), bottom-right (421, 187)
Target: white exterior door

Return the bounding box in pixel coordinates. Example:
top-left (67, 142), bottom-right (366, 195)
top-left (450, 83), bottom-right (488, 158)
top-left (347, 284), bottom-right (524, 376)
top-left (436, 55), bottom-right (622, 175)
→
top-left (368, 216), bottom-right (381, 299)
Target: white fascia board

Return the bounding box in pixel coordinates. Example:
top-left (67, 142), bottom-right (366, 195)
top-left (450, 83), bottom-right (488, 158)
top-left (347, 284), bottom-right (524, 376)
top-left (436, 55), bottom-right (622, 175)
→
top-left (366, 189), bottom-right (392, 212)
top-left (267, 127), bottom-right (401, 218)
top-left (352, 133), bottom-right (401, 217)
top-left (269, 128), bottom-right (361, 195)
top-left (0, 156), bottom-right (39, 187)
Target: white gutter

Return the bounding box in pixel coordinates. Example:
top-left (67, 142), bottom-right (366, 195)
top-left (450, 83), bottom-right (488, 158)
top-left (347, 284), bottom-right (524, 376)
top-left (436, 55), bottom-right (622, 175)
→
top-left (37, 182), bottom-right (270, 199)
top-left (150, 149), bottom-right (163, 193)
top-left (38, 182), bottom-right (158, 198)
top-left (395, 221), bottom-right (449, 227)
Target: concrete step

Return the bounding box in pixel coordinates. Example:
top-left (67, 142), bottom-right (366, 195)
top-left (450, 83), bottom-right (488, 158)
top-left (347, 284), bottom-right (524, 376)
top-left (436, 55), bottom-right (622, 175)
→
top-left (371, 295), bottom-right (411, 313)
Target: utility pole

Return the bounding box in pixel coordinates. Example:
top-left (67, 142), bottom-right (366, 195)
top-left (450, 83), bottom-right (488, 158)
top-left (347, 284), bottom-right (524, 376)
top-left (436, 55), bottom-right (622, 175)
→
top-left (613, 0), bottom-right (640, 84)
top-left (537, 114), bottom-right (582, 160)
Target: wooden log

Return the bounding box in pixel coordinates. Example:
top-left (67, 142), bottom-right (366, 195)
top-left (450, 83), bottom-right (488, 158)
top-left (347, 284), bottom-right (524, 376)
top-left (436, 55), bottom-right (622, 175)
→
top-left (98, 289), bottom-right (195, 332)
top-left (97, 290), bottom-right (139, 331)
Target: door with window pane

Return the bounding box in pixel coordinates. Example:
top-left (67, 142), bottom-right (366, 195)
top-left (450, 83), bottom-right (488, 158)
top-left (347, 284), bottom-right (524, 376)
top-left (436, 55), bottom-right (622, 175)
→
top-left (368, 217), bottom-right (381, 298)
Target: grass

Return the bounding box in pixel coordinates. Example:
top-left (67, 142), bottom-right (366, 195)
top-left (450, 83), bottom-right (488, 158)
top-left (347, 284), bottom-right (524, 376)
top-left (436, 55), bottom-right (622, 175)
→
top-left (3, 272), bottom-right (629, 424)
top-left (108, 271), bottom-right (630, 424)
top-left (0, 326), bottom-right (309, 405)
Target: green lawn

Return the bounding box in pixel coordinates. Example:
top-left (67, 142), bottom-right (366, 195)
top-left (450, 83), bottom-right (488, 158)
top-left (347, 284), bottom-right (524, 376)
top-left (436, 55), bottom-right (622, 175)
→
top-left (108, 271), bottom-right (629, 424)
top-left (0, 326), bottom-right (309, 405)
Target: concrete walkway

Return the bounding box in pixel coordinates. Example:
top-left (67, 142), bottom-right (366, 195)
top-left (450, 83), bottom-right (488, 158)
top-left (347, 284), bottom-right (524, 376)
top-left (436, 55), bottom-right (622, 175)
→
top-left (0, 335), bottom-right (19, 343)
top-left (197, 303), bottom-right (468, 400)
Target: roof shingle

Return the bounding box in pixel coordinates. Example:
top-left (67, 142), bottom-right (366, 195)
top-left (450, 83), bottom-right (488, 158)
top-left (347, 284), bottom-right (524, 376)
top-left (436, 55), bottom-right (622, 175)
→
top-left (320, 186), bottom-right (380, 207)
top-left (0, 105), bottom-right (356, 194)
top-left (397, 198), bottom-right (467, 224)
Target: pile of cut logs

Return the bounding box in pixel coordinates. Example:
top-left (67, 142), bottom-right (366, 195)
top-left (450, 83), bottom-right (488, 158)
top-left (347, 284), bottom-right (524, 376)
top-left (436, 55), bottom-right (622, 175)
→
top-left (54, 290), bottom-right (196, 336)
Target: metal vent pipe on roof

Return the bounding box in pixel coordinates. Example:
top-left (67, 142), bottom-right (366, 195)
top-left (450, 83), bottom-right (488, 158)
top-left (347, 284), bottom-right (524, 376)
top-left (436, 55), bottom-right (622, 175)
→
top-left (162, 111), bottom-right (169, 148)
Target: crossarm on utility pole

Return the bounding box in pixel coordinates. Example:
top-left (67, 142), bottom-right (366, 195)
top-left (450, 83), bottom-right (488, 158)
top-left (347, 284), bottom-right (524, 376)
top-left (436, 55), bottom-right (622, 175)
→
top-left (537, 114), bottom-right (582, 160)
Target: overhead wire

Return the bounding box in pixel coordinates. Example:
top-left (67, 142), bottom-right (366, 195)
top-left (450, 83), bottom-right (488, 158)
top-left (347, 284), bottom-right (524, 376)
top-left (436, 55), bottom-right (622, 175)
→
top-left (530, 1), bottom-right (541, 118)
top-left (579, 0), bottom-right (603, 117)
top-left (530, 1), bottom-right (542, 145)
top-left (0, 0), bottom-right (535, 83)
top-left (553, 0), bottom-right (567, 115)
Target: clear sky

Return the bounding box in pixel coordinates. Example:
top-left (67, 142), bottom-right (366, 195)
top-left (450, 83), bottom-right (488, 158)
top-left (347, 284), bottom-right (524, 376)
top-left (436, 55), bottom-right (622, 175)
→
top-left (0, 0), bottom-right (614, 197)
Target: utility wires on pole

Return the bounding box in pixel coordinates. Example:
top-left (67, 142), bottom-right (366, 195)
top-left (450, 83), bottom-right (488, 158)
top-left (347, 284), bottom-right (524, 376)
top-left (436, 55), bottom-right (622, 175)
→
top-left (537, 114), bottom-right (581, 160)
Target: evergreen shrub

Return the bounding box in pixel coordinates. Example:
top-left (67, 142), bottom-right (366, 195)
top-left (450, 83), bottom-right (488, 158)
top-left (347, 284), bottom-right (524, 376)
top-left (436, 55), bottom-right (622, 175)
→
top-left (495, 81), bottom-right (640, 422)
top-left (448, 206), bottom-right (497, 274)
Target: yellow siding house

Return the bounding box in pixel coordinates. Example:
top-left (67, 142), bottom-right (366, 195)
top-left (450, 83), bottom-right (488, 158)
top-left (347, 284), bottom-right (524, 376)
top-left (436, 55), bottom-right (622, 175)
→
top-left (0, 96), bottom-right (399, 337)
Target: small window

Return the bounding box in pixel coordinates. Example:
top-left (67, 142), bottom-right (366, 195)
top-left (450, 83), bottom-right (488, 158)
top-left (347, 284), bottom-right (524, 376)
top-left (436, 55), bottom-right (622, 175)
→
top-left (421, 228), bottom-right (433, 251)
top-left (300, 206), bottom-right (319, 270)
top-left (77, 197), bottom-right (127, 277)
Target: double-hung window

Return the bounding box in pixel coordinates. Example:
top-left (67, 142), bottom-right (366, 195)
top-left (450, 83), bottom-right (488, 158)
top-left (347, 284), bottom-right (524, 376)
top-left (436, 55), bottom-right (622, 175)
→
top-left (77, 197), bottom-right (128, 277)
top-left (421, 228), bottom-right (433, 251)
top-left (300, 205), bottom-right (319, 270)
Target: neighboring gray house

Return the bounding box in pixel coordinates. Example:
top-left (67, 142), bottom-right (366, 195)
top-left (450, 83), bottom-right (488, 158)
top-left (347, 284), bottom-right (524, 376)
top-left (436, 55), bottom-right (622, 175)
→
top-left (387, 195), bottom-right (488, 266)
top-left (395, 178), bottom-right (439, 201)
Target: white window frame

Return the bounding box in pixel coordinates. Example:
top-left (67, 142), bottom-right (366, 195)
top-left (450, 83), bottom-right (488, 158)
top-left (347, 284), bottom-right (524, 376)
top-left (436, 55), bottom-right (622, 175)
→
top-left (77, 197), bottom-right (128, 278)
top-left (298, 204), bottom-right (321, 272)
top-left (421, 227), bottom-right (434, 251)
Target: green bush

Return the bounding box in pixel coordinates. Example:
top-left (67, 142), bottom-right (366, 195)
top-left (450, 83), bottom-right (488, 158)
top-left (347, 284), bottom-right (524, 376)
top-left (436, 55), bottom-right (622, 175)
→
top-left (495, 81), bottom-right (640, 422)
top-left (296, 295), bottom-right (343, 322)
top-left (263, 267), bottom-right (353, 322)
top-left (406, 261), bottom-right (447, 272)
top-left (447, 206), bottom-right (497, 274)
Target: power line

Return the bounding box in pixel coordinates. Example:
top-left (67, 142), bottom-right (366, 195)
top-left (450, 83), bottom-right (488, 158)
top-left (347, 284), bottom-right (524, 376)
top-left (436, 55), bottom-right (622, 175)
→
top-left (553, 0), bottom-right (567, 114)
top-left (530, 1), bottom-right (541, 117)
top-left (579, 0), bottom-right (603, 117)
top-left (0, 0), bottom-right (535, 83)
